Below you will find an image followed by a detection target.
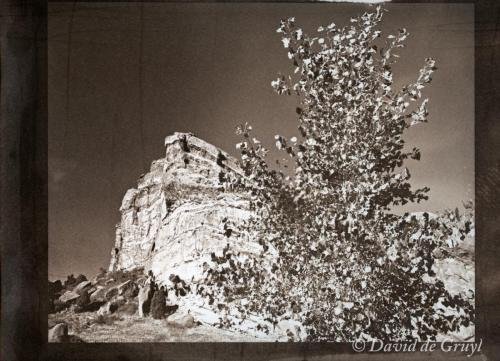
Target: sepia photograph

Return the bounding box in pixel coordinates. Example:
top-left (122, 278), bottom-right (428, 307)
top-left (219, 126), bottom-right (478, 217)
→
top-left (46, 2), bottom-right (476, 344)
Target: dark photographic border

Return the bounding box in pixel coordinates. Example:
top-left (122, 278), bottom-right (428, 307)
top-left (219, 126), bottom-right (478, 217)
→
top-left (2, 0), bottom-right (499, 360)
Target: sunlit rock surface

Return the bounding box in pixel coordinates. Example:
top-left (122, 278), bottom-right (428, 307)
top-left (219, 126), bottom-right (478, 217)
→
top-left (109, 133), bottom-right (259, 284)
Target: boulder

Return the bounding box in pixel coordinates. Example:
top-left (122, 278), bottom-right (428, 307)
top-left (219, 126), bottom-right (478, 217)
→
top-left (48, 323), bottom-right (68, 342)
top-left (73, 280), bottom-right (92, 295)
top-left (59, 290), bottom-right (80, 304)
top-left (97, 301), bottom-right (117, 315)
top-left (97, 302), bottom-right (114, 316)
top-left (167, 311), bottom-right (196, 328)
top-left (113, 295), bottom-right (127, 307)
top-left (117, 280), bottom-right (139, 298)
top-left (90, 286), bottom-right (106, 303)
top-left (104, 287), bottom-right (119, 301)
top-left (97, 295), bottom-right (127, 316)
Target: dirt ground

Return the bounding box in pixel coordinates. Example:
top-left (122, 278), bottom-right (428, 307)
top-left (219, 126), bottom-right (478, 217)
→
top-left (48, 311), bottom-right (268, 342)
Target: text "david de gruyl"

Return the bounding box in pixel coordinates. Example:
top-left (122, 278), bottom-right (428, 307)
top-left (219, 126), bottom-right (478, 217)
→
top-left (352, 338), bottom-right (483, 357)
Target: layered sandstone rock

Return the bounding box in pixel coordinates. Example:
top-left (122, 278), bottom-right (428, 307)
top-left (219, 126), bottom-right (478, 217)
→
top-left (109, 133), bottom-right (259, 285)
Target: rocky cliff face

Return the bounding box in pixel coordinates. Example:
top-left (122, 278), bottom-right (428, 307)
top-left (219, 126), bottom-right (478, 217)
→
top-left (109, 133), bottom-right (260, 285)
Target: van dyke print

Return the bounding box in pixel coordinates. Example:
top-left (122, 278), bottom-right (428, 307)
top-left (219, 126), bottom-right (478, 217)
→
top-left (48, 3), bottom-right (475, 345)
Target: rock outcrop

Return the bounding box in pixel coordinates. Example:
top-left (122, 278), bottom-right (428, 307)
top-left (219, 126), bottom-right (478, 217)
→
top-left (109, 133), bottom-right (259, 285)
top-left (48, 323), bottom-right (68, 343)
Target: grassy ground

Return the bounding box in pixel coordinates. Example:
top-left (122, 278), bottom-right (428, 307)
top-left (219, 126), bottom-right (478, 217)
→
top-left (49, 311), bottom-right (267, 342)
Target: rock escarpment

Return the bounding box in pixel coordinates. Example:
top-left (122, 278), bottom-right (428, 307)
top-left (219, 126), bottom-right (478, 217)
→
top-left (109, 133), bottom-right (259, 285)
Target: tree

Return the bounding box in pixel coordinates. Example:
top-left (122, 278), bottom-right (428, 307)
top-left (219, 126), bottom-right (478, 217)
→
top-left (199, 6), bottom-right (474, 341)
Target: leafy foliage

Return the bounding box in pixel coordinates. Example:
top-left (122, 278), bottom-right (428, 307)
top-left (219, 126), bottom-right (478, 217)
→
top-left (199, 6), bottom-right (474, 341)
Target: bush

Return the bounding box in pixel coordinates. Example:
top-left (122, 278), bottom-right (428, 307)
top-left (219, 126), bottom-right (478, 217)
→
top-left (63, 274), bottom-right (87, 290)
top-left (103, 267), bottom-right (145, 287)
top-left (74, 290), bottom-right (91, 313)
top-left (49, 280), bottom-right (65, 313)
top-left (150, 287), bottom-right (167, 319)
top-left (199, 7), bottom-right (474, 341)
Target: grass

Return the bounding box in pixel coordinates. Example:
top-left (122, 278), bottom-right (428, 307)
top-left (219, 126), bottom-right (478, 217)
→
top-left (115, 301), bottom-right (138, 316)
top-left (66, 314), bottom-right (266, 342)
top-left (93, 314), bottom-right (123, 326)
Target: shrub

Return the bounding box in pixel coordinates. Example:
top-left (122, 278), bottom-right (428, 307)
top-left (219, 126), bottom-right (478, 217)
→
top-left (74, 290), bottom-right (91, 313)
top-left (105, 267), bottom-right (145, 286)
top-left (150, 287), bottom-right (167, 319)
top-left (63, 274), bottom-right (87, 290)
